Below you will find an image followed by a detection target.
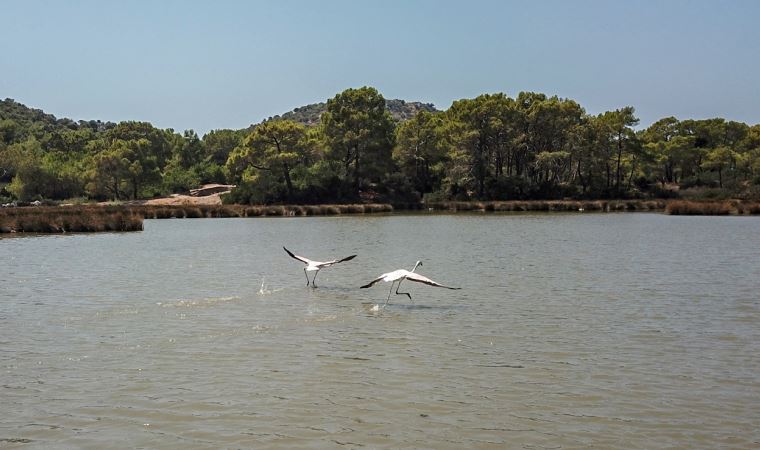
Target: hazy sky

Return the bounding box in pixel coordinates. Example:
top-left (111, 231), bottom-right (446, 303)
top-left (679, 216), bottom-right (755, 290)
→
top-left (2, 0), bottom-right (759, 134)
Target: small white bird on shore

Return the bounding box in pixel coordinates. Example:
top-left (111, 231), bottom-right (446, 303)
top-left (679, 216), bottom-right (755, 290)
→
top-left (283, 247), bottom-right (357, 287)
top-left (360, 261), bottom-right (461, 306)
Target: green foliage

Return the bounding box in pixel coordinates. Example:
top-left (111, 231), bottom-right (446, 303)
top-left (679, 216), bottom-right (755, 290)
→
top-left (3, 138), bottom-right (86, 201)
top-left (321, 87), bottom-right (396, 196)
top-left (702, 146), bottom-right (738, 188)
top-left (377, 172), bottom-right (420, 203)
top-left (226, 119), bottom-right (310, 202)
top-left (202, 129), bottom-right (245, 165)
top-left (440, 92), bottom-right (587, 199)
top-left (3, 91), bottom-right (760, 204)
top-left (293, 160), bottom-right (355, 203)
top-left (0, 98), bottom-right (100, 145)
top-left (158, 129), bottom-right (230, 194)
top-left (0, 184), bottom-right (13, 203)
top-left (174, 130), bottom-right (205, 169)
top-left (222, 177), bottom-right (286, 205)
top-left (161, 163), bottom-right (201, 194)
top-left (394, 111), bottom-right (448, 195)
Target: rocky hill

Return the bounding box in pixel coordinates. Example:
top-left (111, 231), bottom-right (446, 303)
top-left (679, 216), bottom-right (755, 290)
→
top-left (271, 99), bottom-right (438, 127)
top-left (3, 97), bottom-right (438, 139)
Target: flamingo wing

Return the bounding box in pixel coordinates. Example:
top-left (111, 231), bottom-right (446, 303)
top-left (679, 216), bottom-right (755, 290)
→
top-left (360, 274), bottom-right (388, 289)
top-left (404, 272), bottom-right (461, 290)
top-left (283, 247), bottom-right (312, 265)
top-left (320, 254), bottom-right (357, 267)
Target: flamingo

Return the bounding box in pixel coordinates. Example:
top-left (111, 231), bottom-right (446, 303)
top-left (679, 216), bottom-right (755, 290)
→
top-left (360, 261), bottom-right (461, 306)
top-left (283, 247), bottom-right (357, 287)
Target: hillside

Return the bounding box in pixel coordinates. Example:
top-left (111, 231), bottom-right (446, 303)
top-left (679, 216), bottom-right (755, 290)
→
top-left (0, 98), bottom-right (115, 140)
top-left (2, 97), bottom-right (437, 139)
top-left (272, 99), bottom-right (438, 127)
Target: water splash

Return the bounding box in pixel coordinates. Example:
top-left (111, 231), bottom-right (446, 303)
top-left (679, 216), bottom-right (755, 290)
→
top-left (258, 278), bottom-right (267, 295)
top-left (257, 277), bottom-right (284, 295)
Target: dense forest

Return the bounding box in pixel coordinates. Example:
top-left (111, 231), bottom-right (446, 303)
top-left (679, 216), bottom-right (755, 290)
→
top-left (2, 87), bottom-right (759, 205)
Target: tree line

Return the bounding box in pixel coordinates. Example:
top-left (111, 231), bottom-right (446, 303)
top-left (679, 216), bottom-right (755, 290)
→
top-left (2, 88), bottom-right (759, 205)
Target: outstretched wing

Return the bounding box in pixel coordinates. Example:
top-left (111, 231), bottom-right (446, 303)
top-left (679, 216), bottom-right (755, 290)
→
top-left (404, 272), bottom-right (461, 290)
top-left (320, 254), bottom-right (357, 268)
top-left (283, 247), bottom-right (311, 265)
top-left (360, 274), bottom-right (386, 289)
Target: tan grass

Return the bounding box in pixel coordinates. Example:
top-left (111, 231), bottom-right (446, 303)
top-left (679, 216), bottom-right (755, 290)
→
top-left (665, 200), bottom-right (732, 215)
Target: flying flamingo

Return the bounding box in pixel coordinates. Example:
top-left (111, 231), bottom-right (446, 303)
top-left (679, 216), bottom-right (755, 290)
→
top-left (360, 261), bottom-right (461, 306)
top-left (283, 247), bottom-right (357, 287)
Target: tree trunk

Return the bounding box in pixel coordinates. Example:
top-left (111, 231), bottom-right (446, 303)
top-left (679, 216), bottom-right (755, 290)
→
top-left (477, 138), bottom-right (486, 198)
top-left (112, 177), bottom-right (120, 200)
top-left (353, 144), bottom-right (361, 191)
top-left (605, 160), bottom-right (611, 190)
top-left (615, 131), bottom-right (623, 193)
top-left (343, 142), bottom-right (353, 181)
top-left (576, 160), bottom-right (587, 194)
top-left (282, 162), bottom-right (294, 200)
top-left (627, 155), bottom-right (637, 190)
top-left (273, 136), bottom-right (295, 200)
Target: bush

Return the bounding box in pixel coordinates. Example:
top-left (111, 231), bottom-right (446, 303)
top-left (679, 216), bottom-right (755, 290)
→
top-left (422, 190), bottom-right (448, 203)
top-left (484, 176), bottom-right (528, 200)
top-left (646, 184), bottom-right (680, 199)
top-left (378, 173), bottom-right (420, 203)
top-left (680, 187), bottom-right (732, 201)
top-left (162, 166), bottom-right (201, 194)
top-left (193, 162), bottom-right (226, 185)
top-left (0, 184), bottom-right (14, 204)
top-left (222, 182), bottom-right (253, 204)
top-left (531, 181), bottom-right (581, 200)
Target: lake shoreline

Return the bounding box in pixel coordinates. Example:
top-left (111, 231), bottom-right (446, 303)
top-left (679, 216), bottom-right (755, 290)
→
top-left (2, 199), bottom-right (759, 234)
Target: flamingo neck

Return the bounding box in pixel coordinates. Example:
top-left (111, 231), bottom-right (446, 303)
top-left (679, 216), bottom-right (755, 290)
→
top-left (411, 261), bottom-right (421, 273)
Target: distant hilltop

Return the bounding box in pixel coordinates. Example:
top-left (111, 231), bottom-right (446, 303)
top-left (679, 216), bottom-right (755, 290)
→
top-left (270, 99), bottom-right (438, 127)
top-left (0, 98), bottom-right (116, 134)
top-left (1, 96), bottom-right (438, 135)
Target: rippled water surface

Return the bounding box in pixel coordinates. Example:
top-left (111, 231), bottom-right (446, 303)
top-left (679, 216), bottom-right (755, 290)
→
top-left (2, 213), bottom-right (759, 449)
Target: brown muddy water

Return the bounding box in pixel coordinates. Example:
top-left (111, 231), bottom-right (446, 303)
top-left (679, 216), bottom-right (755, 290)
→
top-left (1, 213), bottom-right (759, 449)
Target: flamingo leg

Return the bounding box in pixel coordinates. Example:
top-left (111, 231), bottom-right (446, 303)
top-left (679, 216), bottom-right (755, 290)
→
top-left (384, 281), bottom-right (396, 306)
top-left (303, 268), bottom-right (310, 286)
top-left (312, 269), bottom-right (320, 288)
top-left (395, 278), bottom-right (412, 302)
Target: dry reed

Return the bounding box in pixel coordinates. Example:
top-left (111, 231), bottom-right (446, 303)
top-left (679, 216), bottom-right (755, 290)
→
top-left (0, 206), bottom-right (143, 233)
top-left (423, 200), bottom-right (666, 213)
top-left (0, 199), bottom-right (694, 235)
top-left (665, 200), bottom-right (733, 215)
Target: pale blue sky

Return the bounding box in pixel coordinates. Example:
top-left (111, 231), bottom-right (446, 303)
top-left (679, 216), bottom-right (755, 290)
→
top-left (2, 0), bottom-right (759, 134)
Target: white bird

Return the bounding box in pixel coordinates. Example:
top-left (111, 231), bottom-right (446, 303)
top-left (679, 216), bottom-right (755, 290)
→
top-left (360, 261), bottom-right (461, 306)
top-left (283, 247), bottom-right (357, 287)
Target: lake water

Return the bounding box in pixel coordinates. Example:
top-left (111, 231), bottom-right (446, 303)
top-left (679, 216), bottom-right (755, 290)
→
top-left (2, 213), bottom-right (759, 449)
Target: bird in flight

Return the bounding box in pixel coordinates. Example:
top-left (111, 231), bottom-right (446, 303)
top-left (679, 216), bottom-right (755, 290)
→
top-left (283, 247), bottom-right (357, 287)
top-left (360, 261), bottom-right (460, 306)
